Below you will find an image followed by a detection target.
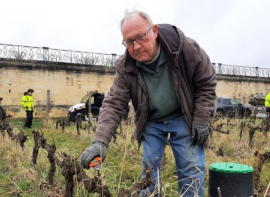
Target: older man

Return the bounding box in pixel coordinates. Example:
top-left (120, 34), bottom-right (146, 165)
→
top-left (81, 10), bottom-right (216, 196)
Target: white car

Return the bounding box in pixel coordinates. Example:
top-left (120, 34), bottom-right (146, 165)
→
top-left (68, 92), bottom-right (104, 122)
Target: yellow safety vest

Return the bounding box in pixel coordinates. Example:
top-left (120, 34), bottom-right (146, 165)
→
top-left (20, 95), bottom-right (34, 111)
top-left (265, 93), bottom-right (270, 107)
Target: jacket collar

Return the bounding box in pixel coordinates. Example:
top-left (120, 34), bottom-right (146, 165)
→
top-left (123, 24), bottom-right (185, 73)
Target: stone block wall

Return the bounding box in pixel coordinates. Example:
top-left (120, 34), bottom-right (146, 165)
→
top-left (216, 75), bottom-right (270, 104)
top-left (2, 59), bottom-right (270, 118)
top-left (0, 60), bottom-right (115, 118)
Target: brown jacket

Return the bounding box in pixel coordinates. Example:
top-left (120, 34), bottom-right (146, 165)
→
top-left (95, 24), bottom-right (217, 147)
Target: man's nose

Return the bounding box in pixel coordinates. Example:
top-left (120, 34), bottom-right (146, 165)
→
top-left (133, 40), bottom-right (141, 50)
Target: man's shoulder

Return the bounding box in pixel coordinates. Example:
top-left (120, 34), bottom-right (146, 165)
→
top-left (115, 52), bottom-right (137, 74)
top-left (158, 24), bottom-right (182, 38)
top-left (115, 54), bottom-right (125, 70)
top-left (157, 24), bottom-right (183, 53)
top-left (157, 24), bottom-right (204, 49)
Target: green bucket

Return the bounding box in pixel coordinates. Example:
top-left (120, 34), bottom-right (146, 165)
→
top-left (208, 162), bottom-right (254, 197)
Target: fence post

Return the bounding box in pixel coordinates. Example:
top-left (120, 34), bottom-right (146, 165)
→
top-left (111, 53), bottom-right (116, 66)
top-left (255, 67), bottom-right (259, 77)
top-left (46, 90), bottom-right (50, 122)
top-left (88, 92), bottom-right (92, 136)
top-left (43, 47), bottom-right (49, 61)
top-left (218, 63), bottom-right (222, 74)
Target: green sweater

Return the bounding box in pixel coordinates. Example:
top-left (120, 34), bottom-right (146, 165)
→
top-left (137, 47), bottom-right (182, 122)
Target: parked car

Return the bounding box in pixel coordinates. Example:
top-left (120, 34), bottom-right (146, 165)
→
top-left (68, 91), bottom-right (105, 122)
top-left (210, 97), bottom-right (251, 118)
top-left (250, 105), bottom-right (268, 119)
top-left (248, 95), bottom-right (268, 118)
top-left (68, 91), bottom-right (130, 122)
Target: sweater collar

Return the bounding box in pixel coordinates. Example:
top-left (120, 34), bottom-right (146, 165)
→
top-left (136, 46), bottom-right (167, 73)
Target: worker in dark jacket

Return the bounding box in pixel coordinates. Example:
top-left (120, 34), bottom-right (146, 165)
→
top-left (20, 89), bottom-right (34, 128)
top-left (81, 10), bottom-right (216, 196)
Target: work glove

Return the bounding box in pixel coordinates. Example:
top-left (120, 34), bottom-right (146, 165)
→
top-left (191, 122), bottom-right (209, 145)
top-left (80, 141), bottom-right (107, 169)
top-left (26, 106), bottom-right (28, 110)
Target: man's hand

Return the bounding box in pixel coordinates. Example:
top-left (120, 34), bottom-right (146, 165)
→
top-left (80, 141), bottom-right (107, 169)
top-left (191, 122), bottom-right (209, 145)
top-left (26, 106), bottom-right (28, 110)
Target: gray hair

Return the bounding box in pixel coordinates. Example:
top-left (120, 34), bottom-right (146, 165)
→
top-left (120, 9), bottom-right (153, 31)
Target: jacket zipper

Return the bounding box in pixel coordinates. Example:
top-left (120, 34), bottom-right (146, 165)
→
top-left (134, 69), bottom-right (149, 147)
top-left (175, 62), bottom-right (191, 127)
top-left (159, 33), bottom-right (192, 128)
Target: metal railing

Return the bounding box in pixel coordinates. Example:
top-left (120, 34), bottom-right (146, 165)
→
top-left (0, 43), bottom-right (120, 67)
top-left (212, 63), bottom-right (270, 78)
top-left (1, 43), bottom-right (269, 76)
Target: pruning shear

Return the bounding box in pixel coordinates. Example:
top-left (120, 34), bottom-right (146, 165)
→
top-left (89, 156), bottom-right (102, 172)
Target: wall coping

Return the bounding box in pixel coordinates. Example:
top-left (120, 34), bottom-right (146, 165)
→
top-left (0, 59), bottom-right (115, 73)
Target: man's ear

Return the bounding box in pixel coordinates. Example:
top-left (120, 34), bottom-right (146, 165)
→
top-left (152, 24), bottom-right (158, 39)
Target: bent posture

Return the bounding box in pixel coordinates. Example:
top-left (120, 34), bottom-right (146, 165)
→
top-left (81, 10), bottom-right (216, 196)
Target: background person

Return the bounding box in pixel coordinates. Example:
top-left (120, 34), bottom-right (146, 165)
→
top-left (20, 88), bottom-right (34, 128)
top-left (265, 92), bottom-right (270, 112)
top-left (81, 10), bottom-right (216, 196)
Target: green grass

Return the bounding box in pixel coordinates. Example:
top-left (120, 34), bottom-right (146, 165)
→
top-left (0, 117), bottom-right (270, 196)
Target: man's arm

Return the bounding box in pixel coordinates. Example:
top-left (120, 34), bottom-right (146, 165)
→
top-left (81, 60), bottom-right (131, 169)
top-left (94, 66), bottom-right (131, 146)
top-left (192, 45), bottom-right (217, 124)
top-left (189, 43), bottom-right (216, 145)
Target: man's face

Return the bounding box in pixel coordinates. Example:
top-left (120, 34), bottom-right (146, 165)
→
top-left (122, 14), bottom-right (158, 63)
top-left (28, 92), bottom-right (33, 95)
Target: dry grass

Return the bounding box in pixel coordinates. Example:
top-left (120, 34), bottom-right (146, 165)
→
top-left (0, 116), bottom-right (269, 196)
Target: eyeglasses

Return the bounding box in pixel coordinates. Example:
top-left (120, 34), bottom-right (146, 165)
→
top-left (122, 26), bottom-right (152, 48)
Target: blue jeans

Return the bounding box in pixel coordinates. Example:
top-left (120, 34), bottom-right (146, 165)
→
top-left (141, 116), bottom-right (205, 197)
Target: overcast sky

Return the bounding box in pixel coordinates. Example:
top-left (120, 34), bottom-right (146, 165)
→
top-left (1, 0), bottom-right (270, 68)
